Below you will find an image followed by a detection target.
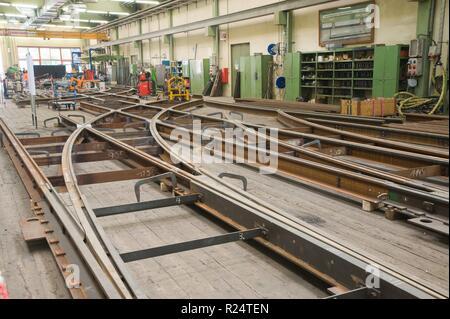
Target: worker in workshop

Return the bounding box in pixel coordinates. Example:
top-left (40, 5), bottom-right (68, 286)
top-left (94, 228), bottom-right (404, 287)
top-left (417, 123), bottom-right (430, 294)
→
top-left (1, 76), bottom-right (8, 99)
top-left (22, 69), bottom-right (29, 89)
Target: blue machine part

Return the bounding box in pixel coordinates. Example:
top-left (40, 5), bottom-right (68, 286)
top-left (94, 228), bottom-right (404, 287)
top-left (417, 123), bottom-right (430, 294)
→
top-left (267, 43), bottom-right (278, 56)
top-left (275, 76), bottom-right (286, 89)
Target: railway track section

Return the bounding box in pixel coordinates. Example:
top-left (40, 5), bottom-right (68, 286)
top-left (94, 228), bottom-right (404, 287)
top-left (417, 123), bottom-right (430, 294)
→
top-left (0, 94), bottom-right (448, 299)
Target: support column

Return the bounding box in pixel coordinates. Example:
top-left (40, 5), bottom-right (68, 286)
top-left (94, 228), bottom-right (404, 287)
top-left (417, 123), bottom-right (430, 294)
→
top-left (112, 28), bottom-right (120, 56)
top-left (285, 11), bottom-right (293, 53)
top-left (168, 10), bottom-right (174, 60)
top-left (415, 0), bottom-right (436, 97)
top-left (212, 0), bottom-right (220, 69)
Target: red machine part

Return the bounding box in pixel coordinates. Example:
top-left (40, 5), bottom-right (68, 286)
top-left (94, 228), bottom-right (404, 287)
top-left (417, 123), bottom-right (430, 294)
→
top-left (137, 72), bottom-right (152, 97)
top-left (221, 68), bottom-right (229, 84)
top-left (138, 80), bottom-right (152, 97)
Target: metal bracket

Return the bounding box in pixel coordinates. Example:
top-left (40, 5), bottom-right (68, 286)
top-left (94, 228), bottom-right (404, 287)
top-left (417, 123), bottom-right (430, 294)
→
top-left (68, 114), bottom-right (86, 123)
top-left (218, 173), bottom-right (248, 191)
top-left (51, 128), bottom-right (73, 137)
top-left (229, 111), bottom-right (244, 121)
top-left (302, 139), bottom-right (322, 150)
top-left (325, 287), bottom-right (381, 299)
top-left (15, 132), bottom-right (41, 138)
top-left (43, 117), bottom-right (61, 128)
top-left (134, 172), bottom-right (178, 202)
top-left (207, 112), bottom-right (225, 119)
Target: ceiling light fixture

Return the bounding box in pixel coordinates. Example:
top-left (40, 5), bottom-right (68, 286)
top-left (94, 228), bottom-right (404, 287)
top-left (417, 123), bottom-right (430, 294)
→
top-left (12, 4), bottom-right (38, 9)
top-left (0, 2), bottom-right (38, 9)
top-left (4, 13), bottom-right (27, 18)
top-left (111, 0), bottom-right (160, 4)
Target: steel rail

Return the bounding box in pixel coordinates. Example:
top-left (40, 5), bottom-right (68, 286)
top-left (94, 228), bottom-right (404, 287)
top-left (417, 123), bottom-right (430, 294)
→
top-left (4, 93), bottom-right (447, 299)
top-left (150, 115), bottom-right (449, 234)
top-left (111, 104), bottom-right (449, 195)
top-left (0, 118), bottom-right (136, 299)
top-left (62, 116), bottom-right (444, 298)
top-left (60, 123), bottom-right (145, 299)
top-left (204, 100), bottom-right (449, 154)
top-left (144, 101), bottom-right (448, 298)
top-left (59, 110), bottom-right (450, 300)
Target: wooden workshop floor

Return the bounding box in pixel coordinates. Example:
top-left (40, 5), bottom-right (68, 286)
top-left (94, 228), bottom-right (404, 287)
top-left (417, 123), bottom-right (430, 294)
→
top-left (0, 99), bottom-right (448, 298)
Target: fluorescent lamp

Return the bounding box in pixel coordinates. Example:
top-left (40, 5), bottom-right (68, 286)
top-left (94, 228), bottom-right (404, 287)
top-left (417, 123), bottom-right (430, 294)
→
top-left (109, 12), bottom-right (130, 16)
top-left (13, 4), bottom-right (38, 9)
top-left (85, 9), bottom-right (130, 16)
top-left (43, 24), bottom-right (91, 30)
top-left (0, 3), bottom-right (11, 7)
top-left (86, 10), bottom-right (108, 14)
top-left (90, 20), bottom-right (108, 24)
top-left (4, 13), bottom-right (27, 18)
top-left (60, 17), bottom-right (90, 23)
top-left (136, 1), bottom-right (160, 4)
top-left (112, 0), bottom-right (160, 3)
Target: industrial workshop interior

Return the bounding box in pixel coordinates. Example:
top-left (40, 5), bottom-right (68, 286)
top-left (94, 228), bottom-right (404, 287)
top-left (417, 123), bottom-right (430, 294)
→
top-left (0, 0), bottom-right (448, 308)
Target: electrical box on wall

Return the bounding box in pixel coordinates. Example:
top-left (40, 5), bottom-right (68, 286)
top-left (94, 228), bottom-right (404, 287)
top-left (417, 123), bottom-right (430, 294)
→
top-left (409, 38), bottom-right (426, 57)
top-left (408, 57), bottom-right (423, 77)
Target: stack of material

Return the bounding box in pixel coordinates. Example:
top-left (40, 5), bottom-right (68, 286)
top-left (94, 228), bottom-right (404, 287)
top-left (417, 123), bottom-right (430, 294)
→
top-left (236, 98), bottom-right (340, 113)
top-left (341, 98), bottom-right (397, 117)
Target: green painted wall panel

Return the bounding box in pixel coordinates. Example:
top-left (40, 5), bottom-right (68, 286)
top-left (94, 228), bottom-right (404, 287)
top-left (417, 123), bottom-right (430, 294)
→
top-left (240, 55), bottom-right (272, 99)
top-left (284, 52), bottom-right (301, 101)
top-left (189, 59), bottom-right (210, 95)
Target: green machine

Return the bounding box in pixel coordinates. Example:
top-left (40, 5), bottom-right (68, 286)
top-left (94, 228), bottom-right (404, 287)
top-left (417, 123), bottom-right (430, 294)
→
top-left (284, 52), bottom-right (301, 101)
top-left (372, 45), bottom-right (409, 98)
top-left (240, 54), bottom-right (273, 99)
top-left (189, 59), bottom-right (210, 95)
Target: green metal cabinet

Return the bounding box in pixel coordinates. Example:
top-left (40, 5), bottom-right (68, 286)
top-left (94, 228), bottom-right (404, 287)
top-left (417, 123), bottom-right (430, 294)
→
top-left (284, 52), bottom-right (301, 101)
top-left (189, 59), bottom-right (210, 95)
top-left (373, 45), bottom-right (405, 98)
top-left (240, 55), bottom-right (273, 99)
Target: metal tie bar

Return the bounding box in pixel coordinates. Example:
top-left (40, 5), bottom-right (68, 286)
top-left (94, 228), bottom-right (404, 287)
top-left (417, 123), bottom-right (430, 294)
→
top-left (15, 132), bottom-right (41, 138)
top-left (120, 227), bottom-right (266, 263)
top-left (93, 194), bottom-right (201, 217)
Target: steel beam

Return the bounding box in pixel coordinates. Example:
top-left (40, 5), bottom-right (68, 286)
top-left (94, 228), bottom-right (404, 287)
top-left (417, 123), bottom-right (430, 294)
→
top-left (120, 228), bottom-right (266, 262)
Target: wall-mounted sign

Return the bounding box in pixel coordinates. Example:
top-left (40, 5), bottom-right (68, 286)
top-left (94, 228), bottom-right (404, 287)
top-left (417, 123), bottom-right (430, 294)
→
top-left (319, 1), bottom-right (376, 47)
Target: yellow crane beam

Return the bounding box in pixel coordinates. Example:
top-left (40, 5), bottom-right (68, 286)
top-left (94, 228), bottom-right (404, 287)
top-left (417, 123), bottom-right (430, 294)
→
top-left (0, 29), bottom-right (109, 40)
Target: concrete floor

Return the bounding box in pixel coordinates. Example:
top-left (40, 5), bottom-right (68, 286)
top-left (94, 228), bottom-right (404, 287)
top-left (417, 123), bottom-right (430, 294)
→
top-left (0, 98), bottom-right (448, 298)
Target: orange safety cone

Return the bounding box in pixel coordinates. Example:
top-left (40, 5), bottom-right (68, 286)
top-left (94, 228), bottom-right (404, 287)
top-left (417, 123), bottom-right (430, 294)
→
top-left (0, 272), bottom-right (9, 299)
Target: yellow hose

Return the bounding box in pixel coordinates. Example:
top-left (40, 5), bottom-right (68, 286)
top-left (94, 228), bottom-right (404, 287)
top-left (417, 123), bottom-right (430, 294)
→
top-left (395, 61), bottom-right (447, 115)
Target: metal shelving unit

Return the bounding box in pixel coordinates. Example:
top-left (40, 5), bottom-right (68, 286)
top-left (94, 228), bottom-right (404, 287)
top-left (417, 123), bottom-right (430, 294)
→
top-left (286, 45), bottom-right (409, 104)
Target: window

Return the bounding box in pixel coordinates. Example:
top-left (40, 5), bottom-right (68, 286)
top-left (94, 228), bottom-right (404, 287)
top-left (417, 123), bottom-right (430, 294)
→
top-left (17, 46), bottom-right (81, 74)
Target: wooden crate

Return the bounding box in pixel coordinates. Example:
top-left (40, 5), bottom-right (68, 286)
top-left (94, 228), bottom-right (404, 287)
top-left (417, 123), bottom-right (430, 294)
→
top-left (340, 98), bottom-right (396, 117)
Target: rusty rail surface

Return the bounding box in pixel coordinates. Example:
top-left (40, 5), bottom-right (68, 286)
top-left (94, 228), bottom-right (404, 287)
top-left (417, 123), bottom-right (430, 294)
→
top-left (1, 94), bottom-right (448, 299)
